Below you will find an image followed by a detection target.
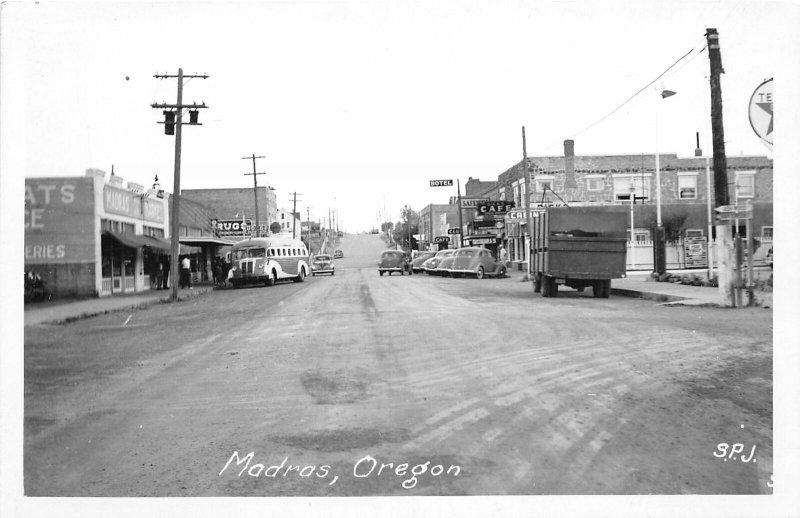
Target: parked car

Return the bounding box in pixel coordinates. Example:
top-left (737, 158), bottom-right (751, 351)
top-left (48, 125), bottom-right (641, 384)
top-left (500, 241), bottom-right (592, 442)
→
top-left (378, 250), bottom-right (411, 276)
top-left (334, 249), bottom-right (344, 259)
top-left (447, 247), bottom-right (507, 279)
top-left (422, 249), bottom-right (455, 275)
top-left (434, 253), bottom-right (458, 276)
top-left (410, 251), bottom-right (436, 273)
top-left (311, 254), bottom-right (335, 276)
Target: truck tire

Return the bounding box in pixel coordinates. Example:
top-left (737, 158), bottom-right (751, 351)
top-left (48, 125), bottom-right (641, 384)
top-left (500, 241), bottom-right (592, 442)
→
top-left (593, 279), bottom-right (611, 298)
top-left (542, 275), bottom-right (558, 297)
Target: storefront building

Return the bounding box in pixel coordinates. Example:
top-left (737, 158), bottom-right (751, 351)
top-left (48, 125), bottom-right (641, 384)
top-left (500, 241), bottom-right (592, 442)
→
top-left (25, 170), bottom-right (171, 298)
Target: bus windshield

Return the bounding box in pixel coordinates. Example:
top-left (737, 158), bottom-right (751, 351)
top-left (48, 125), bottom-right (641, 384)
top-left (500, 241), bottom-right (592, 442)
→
top-left (234, 247), bottom-right (266, 259)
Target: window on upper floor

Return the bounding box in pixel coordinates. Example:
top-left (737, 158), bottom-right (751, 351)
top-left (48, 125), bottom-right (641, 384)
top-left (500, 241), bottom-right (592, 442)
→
top-left (736, 171), bottom-right (756, 199)
top-left (613, 175), bottom-right (651, 201)
top-left (678, 173), bottom-right (698, 200)
top-left (586, 176), bottom-right (604, 191)
top-left (535, 177), bottom-right (554, 193)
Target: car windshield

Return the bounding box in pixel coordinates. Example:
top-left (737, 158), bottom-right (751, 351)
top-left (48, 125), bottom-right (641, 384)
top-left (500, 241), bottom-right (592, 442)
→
top-left (382, 252), bottom-right (403, 258)
top-left (315, 255), bottom-right (331, 261)
top-left (456, 250), bottom-right (476, 257)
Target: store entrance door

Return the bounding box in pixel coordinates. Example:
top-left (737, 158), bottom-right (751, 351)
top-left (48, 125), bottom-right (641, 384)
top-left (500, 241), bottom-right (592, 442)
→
top-left (101, 235), bottom-right (137, 295)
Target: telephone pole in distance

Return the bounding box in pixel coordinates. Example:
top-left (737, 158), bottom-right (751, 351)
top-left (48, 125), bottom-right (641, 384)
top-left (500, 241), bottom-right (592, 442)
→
top-left (289, 192), bottom-right (302, 239)
top-left (243, 154), bottom-right (266, 236)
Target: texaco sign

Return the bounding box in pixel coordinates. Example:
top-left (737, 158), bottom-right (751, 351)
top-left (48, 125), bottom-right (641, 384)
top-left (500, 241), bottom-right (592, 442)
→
top-left (748, 78), bottom-right (773, 149)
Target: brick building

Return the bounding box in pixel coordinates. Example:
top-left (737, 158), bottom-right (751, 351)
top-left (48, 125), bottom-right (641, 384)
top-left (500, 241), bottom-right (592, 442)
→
top-left (182, 186), bottom-right (277, 235)
top-left (461, 140), bottom-right (773, 268)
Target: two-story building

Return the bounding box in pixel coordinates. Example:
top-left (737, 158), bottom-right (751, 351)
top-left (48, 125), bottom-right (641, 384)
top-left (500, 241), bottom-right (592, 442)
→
top-left (455, 140), bottom-right (773, 269)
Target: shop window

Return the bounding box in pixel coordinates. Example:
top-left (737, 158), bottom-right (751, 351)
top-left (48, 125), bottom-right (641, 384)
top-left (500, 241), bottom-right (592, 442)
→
top-left (761, 226), bottom-right (773, 239)
top-left (678, 173), bottom-right (698, 200)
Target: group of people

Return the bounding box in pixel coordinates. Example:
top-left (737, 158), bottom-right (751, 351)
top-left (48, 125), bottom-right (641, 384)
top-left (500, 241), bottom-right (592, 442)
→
top-left (212, 256), bottom-right (232, 287)
top-left (148, 254), bottom-right (233, 290)
top-left (150, 256), bottom-right (171, 290)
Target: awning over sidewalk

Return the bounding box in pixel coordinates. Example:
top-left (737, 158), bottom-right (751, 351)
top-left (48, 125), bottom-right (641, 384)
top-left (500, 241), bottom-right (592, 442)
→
top-left (103, 231), bottom-right (150, 249)
top-left (178, 236), bottom-right (236, 247)
top-left (103, 231), bottom-right (172, 252)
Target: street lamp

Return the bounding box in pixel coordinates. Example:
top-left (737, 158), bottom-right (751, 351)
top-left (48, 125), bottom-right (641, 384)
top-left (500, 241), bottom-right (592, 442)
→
top-left (630, 182), bottom-right (636, 270)
top-left (654, 87), bottom-right (677, 275)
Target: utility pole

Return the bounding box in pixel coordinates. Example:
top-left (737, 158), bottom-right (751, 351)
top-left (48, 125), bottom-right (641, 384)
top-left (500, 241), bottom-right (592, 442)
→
top-left (522, 126), bottom-right (533, 283)
top-left (151, 69), bottom-right (209, 302)
top-left (706, 27), bottom-right (735, 307)
top-left (306, 207), bottom-right (312, 252)
top-left (242, 154), bottom-right (266, 236)
top-left (456, 179), bottom-right (464, 248)
top-left (289, 192), bottom-right (301, 239)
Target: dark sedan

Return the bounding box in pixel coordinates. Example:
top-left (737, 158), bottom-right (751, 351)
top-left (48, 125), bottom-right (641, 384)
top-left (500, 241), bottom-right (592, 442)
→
top-left (410, 251), bottom-right (436, 273)
top-left (378, 250), bottom-right (411, 276)
top-left (311, 254), bottom-right (335, 276)
top-left (447, 247), bottom-right (507, 279)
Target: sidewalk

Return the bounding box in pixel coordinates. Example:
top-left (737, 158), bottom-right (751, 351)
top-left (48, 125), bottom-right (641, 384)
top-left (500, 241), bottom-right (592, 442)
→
top-left (24, 285), bottom-right (216, 326)
top-left (504, 266), bottom-right (773, 308)
top-left (612, 272), bottom-right (773, 308)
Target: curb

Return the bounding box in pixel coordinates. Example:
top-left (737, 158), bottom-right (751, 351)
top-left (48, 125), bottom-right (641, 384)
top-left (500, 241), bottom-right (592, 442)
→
top-left (610, 288), bottom-right (689, 304)
top-left (26, 287), bottom-right (215, 326)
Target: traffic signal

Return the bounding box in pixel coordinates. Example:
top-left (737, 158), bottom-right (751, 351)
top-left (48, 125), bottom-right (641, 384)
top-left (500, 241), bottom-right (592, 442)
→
top-left (163, 111), bottom-right (175, 135)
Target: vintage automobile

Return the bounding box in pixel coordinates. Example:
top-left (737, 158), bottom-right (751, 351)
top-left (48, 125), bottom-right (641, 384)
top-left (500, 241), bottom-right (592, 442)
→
top-left (421, 249), bottom-right (454, 275)
top-left (333, 249), bottom-right (344, 259)
top-left (378, 250), bottom-right (411, 276)
top-left (447, 247), bottom-right (508, 279)
top-left (409, 251), bottom-right (436, 273)
top-left (311, 254), bottom-right (335, 276)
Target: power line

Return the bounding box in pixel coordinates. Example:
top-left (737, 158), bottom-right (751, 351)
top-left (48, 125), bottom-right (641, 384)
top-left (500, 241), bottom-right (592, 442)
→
top-left (566, 46), bottom-right (698, 141)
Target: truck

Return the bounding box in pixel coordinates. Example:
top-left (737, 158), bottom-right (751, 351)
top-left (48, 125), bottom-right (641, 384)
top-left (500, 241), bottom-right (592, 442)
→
top-left (531, 207), bottom-right (628, 298)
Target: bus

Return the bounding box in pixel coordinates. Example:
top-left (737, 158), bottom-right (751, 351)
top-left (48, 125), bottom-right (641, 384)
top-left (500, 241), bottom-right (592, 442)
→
top-left (228, 236), bottom-right (310, 288)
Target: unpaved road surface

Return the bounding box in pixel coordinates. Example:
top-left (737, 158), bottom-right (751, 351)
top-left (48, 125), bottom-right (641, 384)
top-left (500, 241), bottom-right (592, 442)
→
top-left (24, 234), bottom-right (773, 496)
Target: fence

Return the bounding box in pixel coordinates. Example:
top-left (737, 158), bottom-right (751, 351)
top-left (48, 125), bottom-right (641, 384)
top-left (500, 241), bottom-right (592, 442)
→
top-left (626, 236), bottom-right (773, 271)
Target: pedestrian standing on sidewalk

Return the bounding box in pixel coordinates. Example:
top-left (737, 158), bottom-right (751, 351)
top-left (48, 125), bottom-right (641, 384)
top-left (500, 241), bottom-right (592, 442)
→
top-left (161, 256), bottom-right (170, 289)
top-left (181, 255), bottom-right (192, 289)
top-left (155, 260), bottom-right (164, 290)
top-left (499, 245), bottom-right (509, 267)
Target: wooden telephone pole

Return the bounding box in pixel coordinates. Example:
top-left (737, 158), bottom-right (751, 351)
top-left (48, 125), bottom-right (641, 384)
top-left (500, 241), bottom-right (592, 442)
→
top-left (151, 69), bottom-right (209, 302)
top-left (706, 28), bottom-right (736, 307)
top-left (289, 192), bottom-right (302, 239)
top-left (242, 154), bottom-right (265, 236)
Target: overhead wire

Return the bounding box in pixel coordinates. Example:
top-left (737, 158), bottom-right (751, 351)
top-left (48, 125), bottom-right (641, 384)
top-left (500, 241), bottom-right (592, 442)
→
top-left (534, 36), bottom-right (709, 157)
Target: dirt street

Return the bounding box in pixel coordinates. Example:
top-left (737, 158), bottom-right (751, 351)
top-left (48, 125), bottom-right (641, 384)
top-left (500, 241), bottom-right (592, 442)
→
top-left (24, 234), bottom-right (772, 496)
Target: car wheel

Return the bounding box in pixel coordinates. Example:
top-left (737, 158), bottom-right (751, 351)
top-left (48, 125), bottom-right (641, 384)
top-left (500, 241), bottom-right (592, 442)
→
top-left (379, 270), bottom-right (384, 276)
top-left (400, 269), bottom-right (404, 275)
top-left (266, 271), bottom-right (276, 286)
top-left (476, 266), bottom-right (484, 279)
top-left (498, 266), bottom-right (507, 277)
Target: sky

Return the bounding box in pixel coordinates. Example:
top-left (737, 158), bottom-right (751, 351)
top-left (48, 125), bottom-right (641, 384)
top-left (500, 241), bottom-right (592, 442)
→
top-left (1, 0), bottom-right (788, 233)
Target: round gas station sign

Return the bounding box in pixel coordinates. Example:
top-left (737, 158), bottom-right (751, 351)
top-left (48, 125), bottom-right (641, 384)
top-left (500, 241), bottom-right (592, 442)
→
top-left (748, 78), bottom-right (773, 148)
